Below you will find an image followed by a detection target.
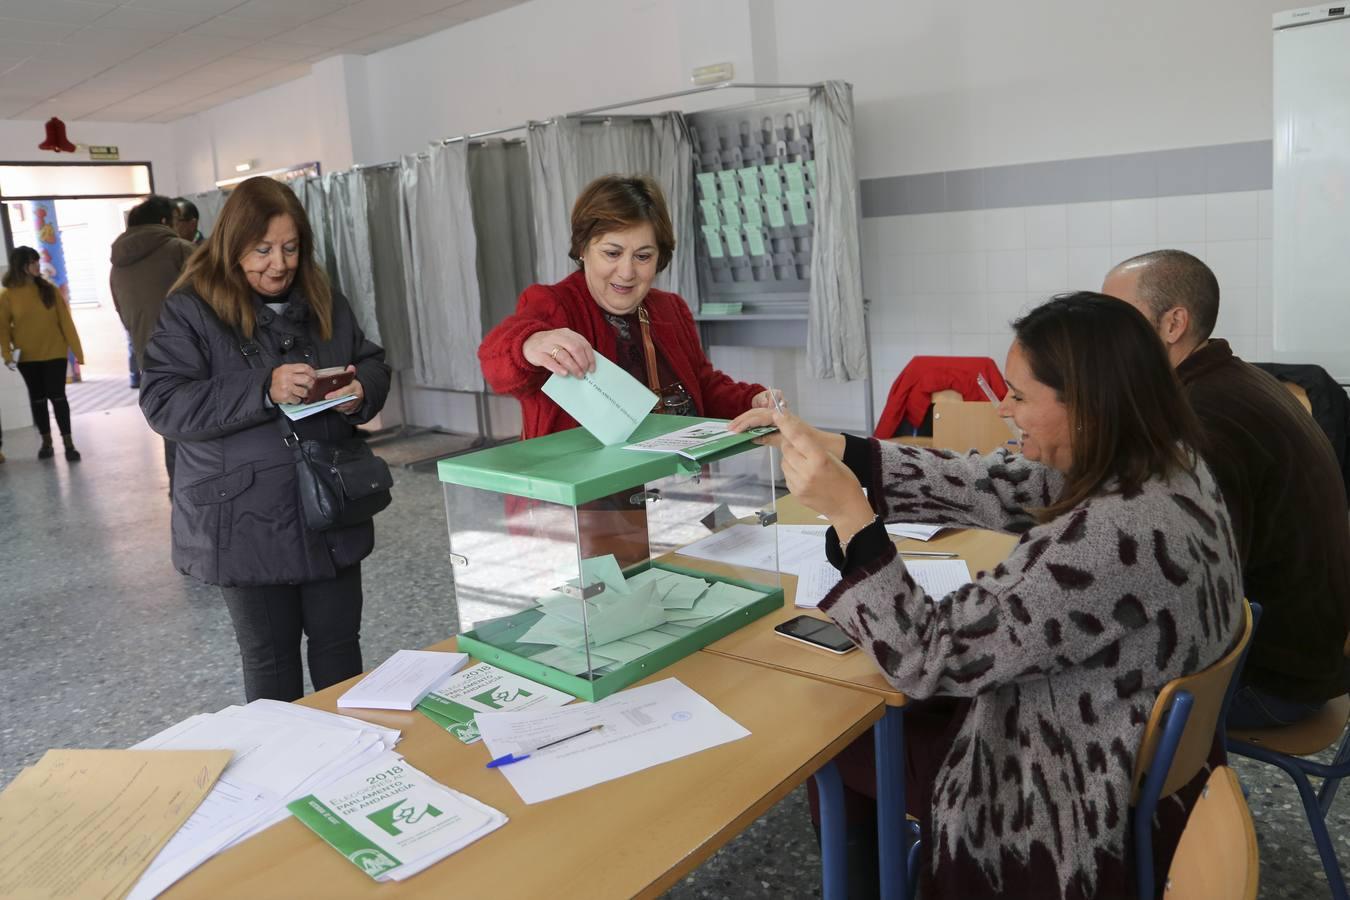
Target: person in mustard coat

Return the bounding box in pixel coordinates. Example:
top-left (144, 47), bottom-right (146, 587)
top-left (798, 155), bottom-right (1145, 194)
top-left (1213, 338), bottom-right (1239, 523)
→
top-left (0, 246), bottom-right (85, 461)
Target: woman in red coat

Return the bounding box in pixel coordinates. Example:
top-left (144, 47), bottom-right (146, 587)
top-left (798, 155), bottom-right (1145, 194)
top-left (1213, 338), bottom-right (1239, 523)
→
top-left (479, 174), bottom-right (777, 439)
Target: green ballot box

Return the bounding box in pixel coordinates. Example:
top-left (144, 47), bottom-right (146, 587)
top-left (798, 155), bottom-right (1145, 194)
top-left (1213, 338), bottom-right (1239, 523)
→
top-left (439, 416), bottom-right (784, 701)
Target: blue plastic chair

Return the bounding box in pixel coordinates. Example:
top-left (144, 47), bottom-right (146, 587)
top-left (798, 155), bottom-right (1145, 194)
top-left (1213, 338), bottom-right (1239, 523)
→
top-left (1132, 601), bottom-right (1258, 900)
top-left (1227, 631), bottom-right (1350, 899)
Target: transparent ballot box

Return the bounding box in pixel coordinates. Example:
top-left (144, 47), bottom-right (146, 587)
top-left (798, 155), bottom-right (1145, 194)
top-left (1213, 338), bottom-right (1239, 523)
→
top-left (439, 415), bottom-right (783, 701)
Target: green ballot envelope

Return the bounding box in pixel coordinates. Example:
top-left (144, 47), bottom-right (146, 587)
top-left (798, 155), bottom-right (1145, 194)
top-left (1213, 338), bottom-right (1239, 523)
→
top-left (438, 416), bottom-right (785, 701)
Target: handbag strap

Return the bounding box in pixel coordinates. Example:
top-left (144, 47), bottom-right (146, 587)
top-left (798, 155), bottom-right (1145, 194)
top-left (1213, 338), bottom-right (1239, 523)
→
top-left (635, 306), bottom-right (661, 394)
top-left (239, 338), bottom-right (302, 448)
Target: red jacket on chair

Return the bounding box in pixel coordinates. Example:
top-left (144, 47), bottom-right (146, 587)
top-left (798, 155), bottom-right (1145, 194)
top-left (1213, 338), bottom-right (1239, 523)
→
top-left (479, 270), bottom-right (766, 440)
top-left (873, 356), bottom-right (1008, 439)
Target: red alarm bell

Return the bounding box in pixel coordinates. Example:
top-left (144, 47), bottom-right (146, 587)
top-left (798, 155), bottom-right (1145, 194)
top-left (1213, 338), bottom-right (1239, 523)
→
top-left (39, 117), bottom-right (77, 153)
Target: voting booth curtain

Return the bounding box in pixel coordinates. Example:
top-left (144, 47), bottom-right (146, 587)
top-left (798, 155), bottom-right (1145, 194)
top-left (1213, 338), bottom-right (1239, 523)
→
top-left (808, 80), bottom-right (868, 382)
top-left (527, 113), bottom-right (699, 307)
top-left (468, 139), bottom-right (536, 333)
top-left (398, 143), bottom-right (485, 392)
top-left (362, 167), bottom-right (414, 372)
top-left (183, 189), bottom-right (227, 238)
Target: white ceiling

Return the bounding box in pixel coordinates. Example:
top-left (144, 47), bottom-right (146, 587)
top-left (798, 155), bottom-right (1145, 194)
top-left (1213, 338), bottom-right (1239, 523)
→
top-left (2, 0), bottom-right (525, 124)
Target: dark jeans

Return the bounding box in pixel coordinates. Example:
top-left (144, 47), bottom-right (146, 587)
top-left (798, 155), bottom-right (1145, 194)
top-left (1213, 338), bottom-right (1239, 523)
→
top-left (16, 358), bottom-right (71, 436)
top-left (1227, 681), bottom-right (1325, 729)
top-left (220, 563), bottom-right (365, 702)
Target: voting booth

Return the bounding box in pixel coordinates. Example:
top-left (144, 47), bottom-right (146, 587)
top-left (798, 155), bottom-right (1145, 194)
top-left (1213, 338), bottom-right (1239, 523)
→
top-left (439, 415), bottom-right (784, 701)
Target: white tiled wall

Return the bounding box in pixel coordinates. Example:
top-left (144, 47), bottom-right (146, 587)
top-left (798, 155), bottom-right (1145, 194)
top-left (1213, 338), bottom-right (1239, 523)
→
top-left (852, 189), bottom-right (1274, 424)
top-left (700, 190), bottom-right (1272, 436)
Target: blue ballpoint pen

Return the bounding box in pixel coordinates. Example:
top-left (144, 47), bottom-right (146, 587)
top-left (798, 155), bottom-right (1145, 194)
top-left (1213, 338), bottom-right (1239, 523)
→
top-left (485, 724), bottom-right (604, 768)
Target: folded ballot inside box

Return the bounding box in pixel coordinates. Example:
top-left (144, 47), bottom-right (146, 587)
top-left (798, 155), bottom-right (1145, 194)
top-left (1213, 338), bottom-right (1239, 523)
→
top-left (439, 415), bottom-right (786, 702)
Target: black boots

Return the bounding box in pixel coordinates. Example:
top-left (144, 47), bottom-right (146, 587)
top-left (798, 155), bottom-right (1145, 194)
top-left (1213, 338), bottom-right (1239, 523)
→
top-left (63, 434), bottom-right (80, 462)
top-left (38, 435), bottom-right (53, 460)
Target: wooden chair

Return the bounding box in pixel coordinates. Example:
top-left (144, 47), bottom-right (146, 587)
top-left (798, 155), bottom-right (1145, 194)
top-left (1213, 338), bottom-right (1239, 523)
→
top-left (1132, 601), bottom-right (1257, 900)
top-left (1227, 632), bottom-right (1350, 900)
top-left (1163, 765), bottom-right (1259, 899)
top-left (931, 399), bottom-right (1019, 454)
top-left (1283, 380), bottom-right (1314, 415)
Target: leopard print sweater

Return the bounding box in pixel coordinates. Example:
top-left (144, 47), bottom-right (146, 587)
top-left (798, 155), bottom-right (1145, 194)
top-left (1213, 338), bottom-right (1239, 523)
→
top-left (818, 438), bottom-right (1243, 899)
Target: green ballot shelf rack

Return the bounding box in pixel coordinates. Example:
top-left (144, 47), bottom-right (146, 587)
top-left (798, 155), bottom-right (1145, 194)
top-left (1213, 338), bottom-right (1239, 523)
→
top-left (439, 416), bottom-right (784, 702)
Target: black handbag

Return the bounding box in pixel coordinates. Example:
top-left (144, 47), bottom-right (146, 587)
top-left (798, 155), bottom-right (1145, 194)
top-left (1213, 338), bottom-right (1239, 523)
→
top-left (279, 418), bottom-right (393, 531)
top-left (240, 339), bottom-right (393, 532)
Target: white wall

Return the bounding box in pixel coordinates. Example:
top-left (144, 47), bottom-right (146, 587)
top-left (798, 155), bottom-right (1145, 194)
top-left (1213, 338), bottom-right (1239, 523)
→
top-left (0, 119), bottom-right (179, 195)
top-left (772, 0), bottom-right (1290, 178)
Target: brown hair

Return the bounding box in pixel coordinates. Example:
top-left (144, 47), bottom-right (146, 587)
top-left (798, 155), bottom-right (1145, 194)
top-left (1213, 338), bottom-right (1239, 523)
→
top-left (568, 175), bottom-right (675, 272)
top-left (1012, 292), bottom-right (1203, 519)
top-left (170, 176), bottom-right (331, 340)
top-left (4, 246), bottom-right (58, 309)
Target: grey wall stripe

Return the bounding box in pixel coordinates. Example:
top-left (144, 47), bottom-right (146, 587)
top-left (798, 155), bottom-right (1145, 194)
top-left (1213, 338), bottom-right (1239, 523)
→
top-left (860, 140), bottom-right (1273, 218)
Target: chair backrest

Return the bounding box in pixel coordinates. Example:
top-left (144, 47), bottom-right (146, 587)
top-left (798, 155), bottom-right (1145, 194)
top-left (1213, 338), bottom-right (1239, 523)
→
top-left (931, 400), bottom-right (1016, 454)
top-left (1283, 380), bottom-right (1313, 415)
top-left (1133, 601), bottom-right (1255, 802)
top-left (1165, 765), bottom-right (1259, 899)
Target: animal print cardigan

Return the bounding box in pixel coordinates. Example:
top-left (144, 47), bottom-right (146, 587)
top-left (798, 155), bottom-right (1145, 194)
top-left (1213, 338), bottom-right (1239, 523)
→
top-left (818, 436), bottom-right (1243, 899)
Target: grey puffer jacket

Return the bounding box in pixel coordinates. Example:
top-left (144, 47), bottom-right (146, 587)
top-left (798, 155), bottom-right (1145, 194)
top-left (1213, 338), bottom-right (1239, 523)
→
top-left (140, 286), bottom-right (391, 587)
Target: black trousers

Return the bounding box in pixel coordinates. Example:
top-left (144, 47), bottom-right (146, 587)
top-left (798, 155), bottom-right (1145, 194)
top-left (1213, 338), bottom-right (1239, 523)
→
top-left (163, 437), bottom-right (177, 490)
top-left (16, 358), bottom-right (71, 437)
top-left (220, 563), bottom-right (365, 702)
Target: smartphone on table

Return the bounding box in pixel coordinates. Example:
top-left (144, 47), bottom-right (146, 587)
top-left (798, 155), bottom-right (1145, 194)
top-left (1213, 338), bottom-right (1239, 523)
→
top-left (304, 366), bottom-right (355, 404)
top-left (773, 615), bottom-right (856, 654)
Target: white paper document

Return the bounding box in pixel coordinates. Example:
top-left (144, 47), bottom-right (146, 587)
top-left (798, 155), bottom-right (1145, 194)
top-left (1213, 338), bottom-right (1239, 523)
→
top-left (337, 649), bottom-right (469, 711)
top-left (126, 700), bottom-right (402, 899)
top-left (793, 557), bottom-right (845, 608)
top-left (885, 523), bottom-right (946, 541)
top-left (794, 558), bottom-right (973, 608)
top-left (677, 523), bottom-right (827, 577)
top-left (475, 678), bottom-right (750, 804)
top-left (278, 394), bottom-right (350, 420)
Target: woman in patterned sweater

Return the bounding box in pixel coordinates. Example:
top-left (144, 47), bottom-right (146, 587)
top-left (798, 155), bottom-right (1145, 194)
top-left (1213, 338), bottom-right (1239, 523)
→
top-left (732, 294), bottom-right (1243, 899)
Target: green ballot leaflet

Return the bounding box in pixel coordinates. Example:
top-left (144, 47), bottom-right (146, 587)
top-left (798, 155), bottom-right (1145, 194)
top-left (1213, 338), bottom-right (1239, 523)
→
top-left (738, 166), bottom-right (761, 196)
top-left (699, 199), bottom-right (720, 228)
top-left (417, 662), bottom-right (574, 744)
top-left (696, 171), bottom-right (717, 197)
top-left (766, 199), bottom-right (786, 228)
top-left (540, 354), bottom-right (657, 446)
top-left (288, 752), bottom-right (506, 882)
top-left (722, 226), bottom-right (746, 258)
top-left (760, 161), bottom-right (782, 194)
top-left (719, 197), bottom-right (742, 228)
top-left (717, 169), bottom-right (738, 197)
top-left (746, 229), bottom-right (767, 257)
top-left (703, 226), bottom-right (724, 258)
top-left (786, 191), bottom-right (809, 227)
top-left (784, 160), bottom-right (806, 193)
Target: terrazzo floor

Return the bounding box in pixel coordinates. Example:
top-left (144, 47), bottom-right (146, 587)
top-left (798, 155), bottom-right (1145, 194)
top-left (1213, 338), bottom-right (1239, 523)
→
top-left (0, 405), bottom-right (1343, 898)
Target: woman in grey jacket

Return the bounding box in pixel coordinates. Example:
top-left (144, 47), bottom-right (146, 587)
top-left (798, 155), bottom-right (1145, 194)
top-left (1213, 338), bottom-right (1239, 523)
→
top-left (140, 176), bottom-right (390, 703)
top-left (732, 294), bottom-right (1243, 899)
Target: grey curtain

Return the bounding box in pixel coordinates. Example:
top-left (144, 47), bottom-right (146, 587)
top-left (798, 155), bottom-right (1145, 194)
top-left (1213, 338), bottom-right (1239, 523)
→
top-left (808, 81), bottom-right (868, 381)
top-left (320, 171), bottom-right (380, 345)
top-left (398, 144), bottom-right (485, 391)
top-left (293, 175), bottom-right (332, 273)
top-left (363, 167), bottom-right (413, 371)
top-left (185, 190), bottom-right (227, 237)
top-left (469, 139), bottom-right (536, 331)
top-left (526, 114), bottom-right (698, 306)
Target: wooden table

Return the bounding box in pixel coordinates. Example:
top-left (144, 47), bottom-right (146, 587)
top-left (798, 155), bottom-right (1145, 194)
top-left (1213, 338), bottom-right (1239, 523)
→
top-left (702, 493), bottom-right (1018, 900)
top-left (165, 641), bottom-right (883, 900)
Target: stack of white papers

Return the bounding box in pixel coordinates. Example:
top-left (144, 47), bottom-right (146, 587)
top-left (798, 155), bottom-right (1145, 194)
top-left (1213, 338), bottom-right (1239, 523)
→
top-left (278, 395), bottom-right (351, 420)
top-left (126, 700), bottom-right (401, 899)
top-left (884, 522), bottom-right (946, 541)
top-left (289, 751), bottom-right (506, 881)
top-left (337, 649), bottom-right (469, 711)
top-left (794, 558), bottom-right (973, 608)
top-left (476, 678), bottom-right (750, 804)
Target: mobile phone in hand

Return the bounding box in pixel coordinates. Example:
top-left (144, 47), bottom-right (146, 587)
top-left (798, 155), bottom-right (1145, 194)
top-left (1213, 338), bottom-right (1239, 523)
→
top-left (304, 366), bottom-right (355, 404)
top-left (773, 615), bottom-right (856, 654)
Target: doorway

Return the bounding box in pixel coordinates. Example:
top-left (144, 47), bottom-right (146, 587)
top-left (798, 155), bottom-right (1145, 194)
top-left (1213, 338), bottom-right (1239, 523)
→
top-left (1, 162), bottom-right (153, 432)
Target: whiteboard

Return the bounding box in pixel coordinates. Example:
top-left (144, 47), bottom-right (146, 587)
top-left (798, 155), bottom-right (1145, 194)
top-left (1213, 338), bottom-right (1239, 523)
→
top-left (1272, 10), bottom-right (1350, 383)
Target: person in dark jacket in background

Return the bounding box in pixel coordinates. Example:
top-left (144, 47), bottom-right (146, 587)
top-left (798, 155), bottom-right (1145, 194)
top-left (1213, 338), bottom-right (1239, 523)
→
top-left (1104, 249), bottom-right (1350, 727)
top-left (171, 197), bottom-right (204, 245)
top-left (111, 194), bottom-right (195, 483)
top-left (140, 176), bottom-right (390, 702)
